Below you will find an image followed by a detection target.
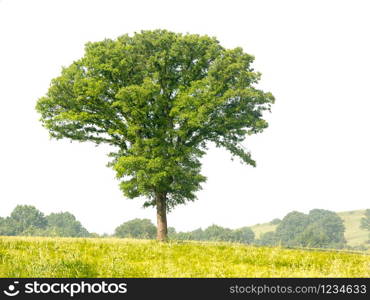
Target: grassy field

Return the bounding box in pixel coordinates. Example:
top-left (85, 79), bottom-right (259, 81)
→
top-left (0, 236), bottom-right (369, 277)
top-left (250, 209), bottom-right (369, 247)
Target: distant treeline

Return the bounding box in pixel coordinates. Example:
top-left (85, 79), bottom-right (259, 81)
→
top-left (113, 209), bottom-right (369, 250)
top-left (114, 219), bottom-right (255, 244)
top-left (1, 205), bottom-right (369, 250)
top-left (0, 205), bottom-right (90, 237)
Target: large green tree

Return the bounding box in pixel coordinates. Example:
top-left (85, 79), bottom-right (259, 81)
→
top-left (36, 30), bottom-right (274, 241)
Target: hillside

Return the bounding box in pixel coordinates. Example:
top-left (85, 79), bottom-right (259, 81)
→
top-left (338, 210), bottom-right (369, 246)
top-left (250, 209), bottom-right (369, 247)
top-left (0, 236), bottom-right (369, 277)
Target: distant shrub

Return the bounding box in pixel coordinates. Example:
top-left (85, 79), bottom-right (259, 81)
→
top-left (46, 212), bottom-right (90, 237)
top-left (114, 219), bottom-right (156, 239)
top-left (270, 218), bottom-right (281, 225)
top-left (172, 225), bottom-right (254, 244)
top-left (232, 227), bottom-right (255, 244)
top-left (346, 244), bottom-right (369, 251)
top-left (257, 231), bottom-right (279, 246)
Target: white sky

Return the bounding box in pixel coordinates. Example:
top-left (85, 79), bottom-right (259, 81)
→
top-left (0, 0), bottom-right (369, 234)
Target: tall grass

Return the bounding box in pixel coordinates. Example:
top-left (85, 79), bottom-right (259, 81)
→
top-left (0, 236), bottom-right (369, 277)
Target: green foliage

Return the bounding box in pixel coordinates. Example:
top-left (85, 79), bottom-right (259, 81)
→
top-left (0, 205), bottom-right (48, 236)
top-left (188, 228), bottom-right (205, 240)
top-left (251, 209), bottom-right (370, 247)
top-left (0, 216), bottom-right (9, 235)
top-left (173, 228), bottom-right (203, 240)
top-left (275, 211), bottom-right (310, 246)
top-left (46, 212), bottom-right (90, 237)
top-left (274, 209), bottom-right (346, 248)
top-left (270, 218), bottom-right (281, 225)
top-left (231, 226), bottom-right (255, 244)
top-left (257, 231), bottom-right (279, 246)
top-left (173, 225), bottom-right (254, 244)
top-left (305, 209), bottom-right (346, 248)
top-left (203, 225), bottom-right (234, 241)
top-left (36, 30), bottom-right (274, 214)
top-left (167, 227), bottom-right (177, 239)
top-left (114, 219), bottom-right (156, 239)
top-left (0, 206), bottom-right (90, 238)
top-left (1, 236), bottom-right (369, 277)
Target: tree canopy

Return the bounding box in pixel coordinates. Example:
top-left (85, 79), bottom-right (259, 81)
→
top-left (275, 211), bottom-right (310, 245)
top-left (36, 30), bottom-right (274, 240)
top-left (114, 218), bottom-right (156, 239)
top-left (0, 205), bottom-right (90, 237)
top-left (46, 212), bottom-right (90, 237)
top-left (173, 224), bottom-right (255, 244)
top-left (2, 205), bottom-right (48, 235)
top-left (273, 209), bottom-right (346, 248)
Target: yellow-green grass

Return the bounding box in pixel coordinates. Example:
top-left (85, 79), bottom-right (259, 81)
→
top-left (0, 236), bottom-right (369, 277)
top-left (250, 209), bottom-right (369, 246)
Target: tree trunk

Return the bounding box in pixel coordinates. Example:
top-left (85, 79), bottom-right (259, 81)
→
top-left (155, 192), bottom-right (167, 241)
